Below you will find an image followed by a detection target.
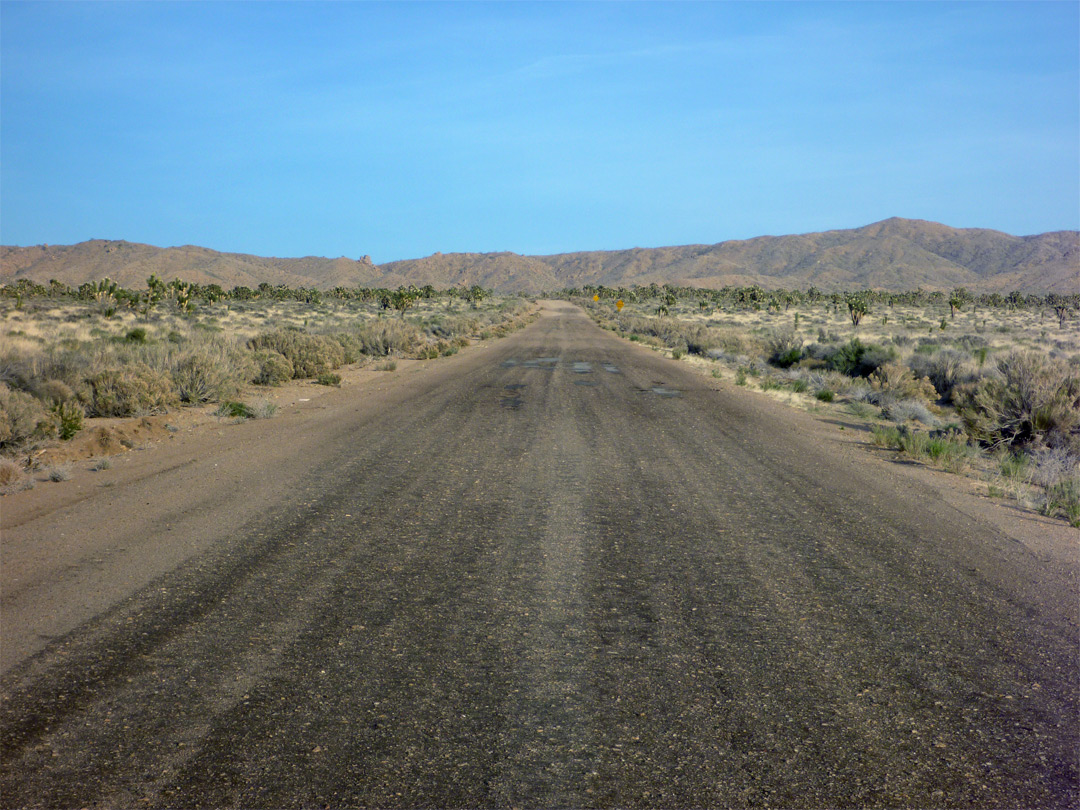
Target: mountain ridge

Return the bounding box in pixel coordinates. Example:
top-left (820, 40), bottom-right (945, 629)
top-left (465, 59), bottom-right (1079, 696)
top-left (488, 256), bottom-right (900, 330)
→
top-left (2, 218), bottom-right (1076, 294)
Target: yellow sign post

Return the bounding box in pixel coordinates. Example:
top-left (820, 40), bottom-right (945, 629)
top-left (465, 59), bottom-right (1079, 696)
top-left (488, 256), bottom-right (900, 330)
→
top-left (593, 294), bottom-right (600, 302)
top-left (616, 299), bottom-right (624, 311)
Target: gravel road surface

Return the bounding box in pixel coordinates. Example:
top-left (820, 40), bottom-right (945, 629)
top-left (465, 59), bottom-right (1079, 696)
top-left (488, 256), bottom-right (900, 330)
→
top-left (2, 301), bottom-right (1077, 808)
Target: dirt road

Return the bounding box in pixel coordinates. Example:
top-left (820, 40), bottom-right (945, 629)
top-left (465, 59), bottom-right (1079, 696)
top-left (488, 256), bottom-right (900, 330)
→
top-left (2, 301), bottom-right (1077, 807)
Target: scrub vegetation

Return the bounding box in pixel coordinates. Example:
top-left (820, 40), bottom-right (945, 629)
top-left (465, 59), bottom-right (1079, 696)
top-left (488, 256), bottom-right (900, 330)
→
top-left (0, 278), bottom-right (534, 479)
top-left (572, 283), bottom-right (1080, 526)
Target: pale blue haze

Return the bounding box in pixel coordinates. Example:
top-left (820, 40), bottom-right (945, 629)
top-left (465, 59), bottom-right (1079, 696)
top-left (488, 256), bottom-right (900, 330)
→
top-left (2, 1), bottom-right (1077, 262)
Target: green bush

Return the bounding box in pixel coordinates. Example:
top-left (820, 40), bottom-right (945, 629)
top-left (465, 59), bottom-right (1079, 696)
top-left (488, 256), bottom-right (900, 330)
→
top-left (316, 372), bottom-right (342, 386)
top-left (51, 399), bottom-right (84, 440)
top-left (827, 338), bottom-right (895, 378)
top-left (766, 328), bottom-right (803, 368)
top-left (815, 389), bottom-right (835, 402)
top-left (216, 400), bottom-right (255, 419)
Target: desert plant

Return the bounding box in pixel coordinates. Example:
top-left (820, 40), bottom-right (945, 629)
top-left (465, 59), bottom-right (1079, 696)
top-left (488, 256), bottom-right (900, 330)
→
top-left (46, 463), bottom-right (72, 482)
top-left (908, 349), bottom-right (968, 402)
top-left (249, 399), bottom-right (278, 420)
top-left (955, 351), bottom-right (1080, 452)
top-left (248, 330), bottom-right (346, 378)
top-left (354, 319), bottom-right (422, 357)
top-left (36, 379), bottom-right (76, 404)
top-left (846, 294), bottom-right (869, 328)
top-left (766, 328), bottom-right (803, 368)
top-left (251, 349), bottom-right (294, 386)
top-left (216, 400), bottom-right (255, 420)
top-left (169, 344), bottom-right (247, 404)
top-left (0, 384), bottom-right (53, 450)
top-left (316, 372), bottom-right (342, 386)
top-left (881, 398), bottom-right (939, 426)
top-left (0, 458), bottom-right (33, 494)
top-left (870, 362), bottom-right (938, 404)
top-left (51, 399), bottom-right (84, 440)
top-left (79, 364), bottom-right (177, 417)
top-left (827, 338), bottom-right (894, 378)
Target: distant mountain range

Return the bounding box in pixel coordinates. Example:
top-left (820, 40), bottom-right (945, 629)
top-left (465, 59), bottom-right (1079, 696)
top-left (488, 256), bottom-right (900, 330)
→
top-left (2, 218), bottom-right (1076, 294)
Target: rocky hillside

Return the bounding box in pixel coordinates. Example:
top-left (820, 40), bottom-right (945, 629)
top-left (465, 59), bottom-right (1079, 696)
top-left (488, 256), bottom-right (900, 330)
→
top-left (3, 219), bottom-right (1076, 293)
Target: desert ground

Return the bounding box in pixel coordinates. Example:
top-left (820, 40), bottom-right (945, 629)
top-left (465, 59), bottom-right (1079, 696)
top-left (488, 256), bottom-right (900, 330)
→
top-left (1, 297), bottom-right (1076, 807)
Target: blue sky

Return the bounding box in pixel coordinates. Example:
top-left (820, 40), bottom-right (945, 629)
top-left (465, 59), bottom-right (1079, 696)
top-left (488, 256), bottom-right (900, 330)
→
top-left (2, 1), bottom-right (1077, 262)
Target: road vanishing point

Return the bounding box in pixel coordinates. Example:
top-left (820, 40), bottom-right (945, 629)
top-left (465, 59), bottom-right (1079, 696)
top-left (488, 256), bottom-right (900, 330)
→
top-left (1, 301), bottom-right (1077, 808)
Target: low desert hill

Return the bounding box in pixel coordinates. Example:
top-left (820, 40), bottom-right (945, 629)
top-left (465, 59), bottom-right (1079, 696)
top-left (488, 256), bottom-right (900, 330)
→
top-left (2, 219), bottom-right (1076, 294)
top-left (0, 241), bottom-right (384, 292)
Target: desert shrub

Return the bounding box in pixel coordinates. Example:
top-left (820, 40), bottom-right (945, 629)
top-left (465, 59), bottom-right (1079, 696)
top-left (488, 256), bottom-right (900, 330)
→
top-left (250, 399), bottom-right (278, 420)
top-left (125, 327), bottom-right (148, 344)
top-left (426, 315), bottom-right (481, 339)
top-left (766, 328), bottom-right (803, 368)
top-left (1028, 446), bottom-right (1079, 489)
top-left (216, 400), bottom-right (255, 420)
top-left (802, 342), bottom-right (836, 362)
top-left (0, 458), bottom-right (33, 493)
top-left (354, 319), bottom-right (423, 357)
top-left (51, 399), bottom-right (84, 440)
top-left (0, 384), bottom-right (53, 450)
top-left (79, 364), bottom-right (177, 417)
top-left (1041, 479), bottom-right (1080, 527)
top-left (0, 350), bottom-right (37, 392)
top-left (415, 344), bottom-right (440, 360)
top-left (251, 349), bottom-right (294, 386)
top-left (330, 333), bottom-right (365, 364)
top-left (871, 424), bottom-right (903, 448)
top-left (316, 372), bottom-right (342, 386)
top-left (955, 351), bottom-right (1080, 452)
top-left (35, 379), bottom-right (76, 404)
top-left (870, 362), bottom-right (938, 404)
top-left (248, 330), bottom-right (346, 378)
top-left (827, 338), bottom-right (895, 378)
top-left (816, 389), bottom-right (835, 402)
top-left (908, 349), bottom-right (969, 402)
top-left (169, 344), bottom-right (248, 404)
top-left (376, 360), bottom-right (397, 372)
top-left (46, 463), bottom-right (72, 482)
top-left (881, 398), bottom-right (939, 426)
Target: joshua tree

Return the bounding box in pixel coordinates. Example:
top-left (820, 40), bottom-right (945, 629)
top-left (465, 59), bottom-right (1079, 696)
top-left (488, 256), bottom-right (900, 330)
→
top-left (846, 294), bottom-right (869, 328)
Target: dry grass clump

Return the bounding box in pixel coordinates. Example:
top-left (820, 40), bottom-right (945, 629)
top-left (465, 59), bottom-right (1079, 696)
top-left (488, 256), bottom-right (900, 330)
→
top-left (0, 457), bottom-right (33, 494)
